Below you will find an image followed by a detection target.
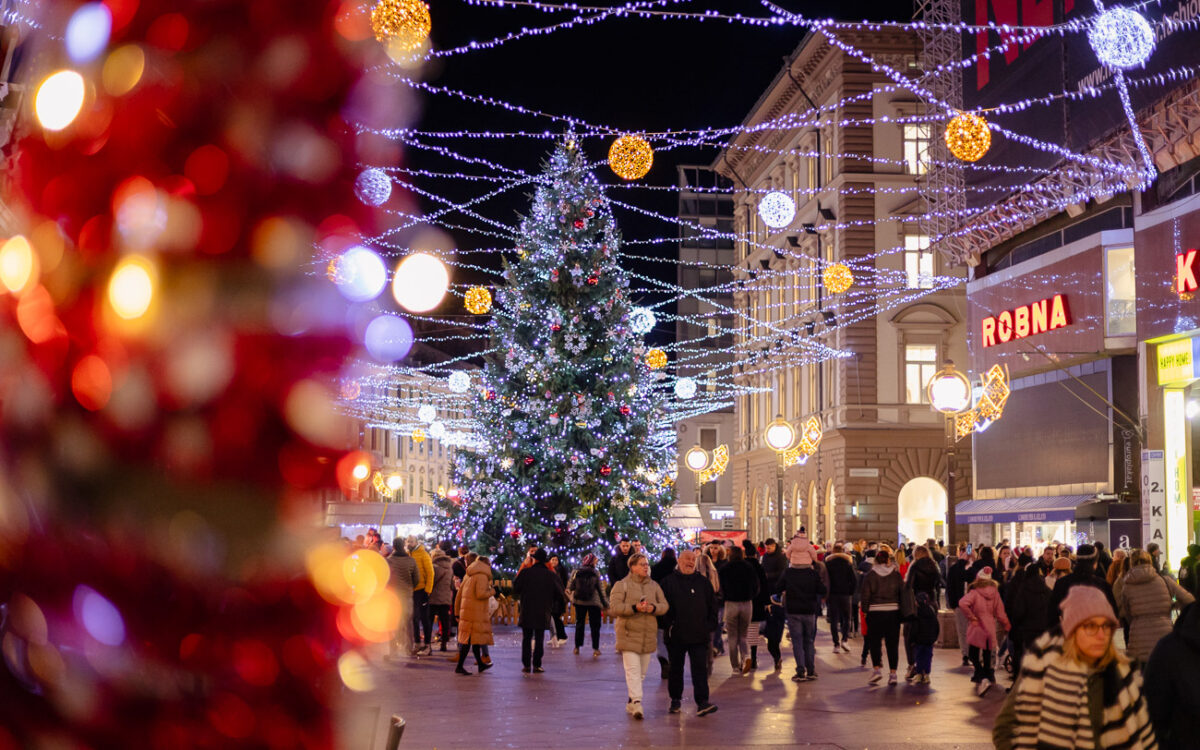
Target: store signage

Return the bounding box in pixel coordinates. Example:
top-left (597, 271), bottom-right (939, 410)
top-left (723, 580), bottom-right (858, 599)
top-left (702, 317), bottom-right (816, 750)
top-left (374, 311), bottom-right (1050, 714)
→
top-left (981, 293), bottom-right (1072, 348)
top-left (1142, 450), bottom-right (1167, 547)
top-left (1156, 337), bottom-right (1200, 385)
top-left (1177, 249), bottom-right (1200, 295)
top-left (849, 468), bottom-right (879, 478)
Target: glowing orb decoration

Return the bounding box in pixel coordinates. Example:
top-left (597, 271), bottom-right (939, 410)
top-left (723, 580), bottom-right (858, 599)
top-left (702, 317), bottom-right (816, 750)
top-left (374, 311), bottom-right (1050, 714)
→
top-left (630, 307), bottom-right (656, 335)
top-left (0, 235), bottom-right (36, 294)
top-left (66, 3), bottom-right (113, 64)
top-left (370, 0), bottom-right (432, 52)
top-left (645, 348), bottom-right (667, 370)
top-left (363, 315), bottom-right (414, 362)
top-left (412, 428), bottom-right (425, 444)
top-left (354, 168), bottom-right (392, 206)
top-left (72, 585), bottom-right (125, 646)
top-left (944, 111), bottom-right (992, 163)
top-left (758, 191), bottom-right (796, 229)
top-left (447, 370), bottom-right (470, 393)
top-left (107, 254), bottom-right (156, 319)
top-left (1089, 7), bottom-right (1155, 69)
top-left (822, 262), bottom-right (854, 295)
top-left (333, 246), bottom-right (388, 303)
top-left (608, 135), bottom-right (653, 180)
top-left (392, 252), bottom-right (449, 312)
top-left (674, 377), bottom-right (697, 400)
top-left (464, 285), bottom-right (492, 314)
top-left (417, 404), bottom-right (436, 422)
top-left (35, 70), bottom-right (86, 132)
top-left (429, 420), bottom-right (446, 439)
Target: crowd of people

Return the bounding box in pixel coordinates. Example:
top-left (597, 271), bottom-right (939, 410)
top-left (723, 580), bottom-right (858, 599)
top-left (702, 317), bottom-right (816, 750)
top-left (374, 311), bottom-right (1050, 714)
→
top-left (362, 529), bottom-right (1200, 747)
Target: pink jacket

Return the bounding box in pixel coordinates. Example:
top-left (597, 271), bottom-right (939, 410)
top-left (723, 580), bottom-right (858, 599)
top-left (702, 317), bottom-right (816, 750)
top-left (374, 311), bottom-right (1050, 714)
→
top-left (785, 533), bottom-right (814, 566)
top-left (957, 582), bottom-right (1010, 650)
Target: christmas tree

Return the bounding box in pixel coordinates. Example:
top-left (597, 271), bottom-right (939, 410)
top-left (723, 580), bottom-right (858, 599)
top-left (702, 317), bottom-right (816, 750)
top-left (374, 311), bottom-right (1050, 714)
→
top-left (433, 139), bottom-right (679, 568)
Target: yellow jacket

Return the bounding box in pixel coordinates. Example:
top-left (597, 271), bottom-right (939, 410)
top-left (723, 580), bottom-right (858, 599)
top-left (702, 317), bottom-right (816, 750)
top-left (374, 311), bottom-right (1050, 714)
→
top-left (411, 544), bottom-right (434, 595)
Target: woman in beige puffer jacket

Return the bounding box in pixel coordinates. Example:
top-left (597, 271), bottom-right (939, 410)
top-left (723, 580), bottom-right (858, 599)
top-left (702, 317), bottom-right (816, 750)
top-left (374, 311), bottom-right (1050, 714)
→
top-left (1115, 549), bottom-right (1194, 661)
top-left (609, 553), bottom-right (668, 718)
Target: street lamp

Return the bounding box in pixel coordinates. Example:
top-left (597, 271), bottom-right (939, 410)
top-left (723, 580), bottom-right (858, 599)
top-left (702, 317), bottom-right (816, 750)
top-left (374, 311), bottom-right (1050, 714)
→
top-left (763, 414), bottom-right (797, 541)
top-left (685, 444), bottom-right (711, 507)
top-left (927, 362), bottom-right (972, 542)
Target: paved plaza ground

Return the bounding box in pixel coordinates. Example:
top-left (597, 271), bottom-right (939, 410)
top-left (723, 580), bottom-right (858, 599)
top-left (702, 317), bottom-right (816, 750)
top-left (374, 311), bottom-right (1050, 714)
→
top-left (339, 622), bottom-right (1005, 749)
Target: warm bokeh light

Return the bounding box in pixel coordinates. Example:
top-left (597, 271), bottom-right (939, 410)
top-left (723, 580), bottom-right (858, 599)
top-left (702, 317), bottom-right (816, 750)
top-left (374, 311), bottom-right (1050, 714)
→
top-left (34, 70), bottom-right (86, 132)
top-left (102, 45), bottom-right (144, 96)
top-left (107, 255), bottom-right (156, 319)
top-left (386, 474), bottom-right (403, 491)
top-left (306, 542), bottom-right (352, 604)
top-left (341, 549), bottom-right (388, 603)
top-left (71, 355), bottom-right (113, 411)
top-left (351, 587), bottom-right (401, 641)
top-left (337, 650), bottom-right (375, 692)
top-left (391, 252), bottom-right (448, 312)
top-left (351, 462), bottom-right (369, 481)
top-left (0, 235), bottom-right (37, 294)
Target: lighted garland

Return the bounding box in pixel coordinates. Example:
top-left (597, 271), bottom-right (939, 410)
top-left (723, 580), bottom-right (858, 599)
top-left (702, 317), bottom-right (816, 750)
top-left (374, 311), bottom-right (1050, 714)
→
top-left (371, 0), bottom-right (432, 52)
top-left (945, 111), bottom-right (992, 163)
top-left (608, 134), bottom-right (653, 180)
top-left (464, 285), bottom-right (492, 314)
top-left (822, 262), bottom-right (854, 294)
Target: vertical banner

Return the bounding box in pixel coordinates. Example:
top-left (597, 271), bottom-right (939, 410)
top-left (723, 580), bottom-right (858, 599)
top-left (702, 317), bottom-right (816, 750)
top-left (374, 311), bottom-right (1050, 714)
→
top-left (1142, 449), bottom-right (1167, 548)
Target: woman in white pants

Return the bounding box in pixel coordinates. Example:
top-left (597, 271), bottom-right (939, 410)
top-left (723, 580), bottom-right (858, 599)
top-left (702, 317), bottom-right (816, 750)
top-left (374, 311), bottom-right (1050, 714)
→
top-left (610, 552), bottom-right (669, 719)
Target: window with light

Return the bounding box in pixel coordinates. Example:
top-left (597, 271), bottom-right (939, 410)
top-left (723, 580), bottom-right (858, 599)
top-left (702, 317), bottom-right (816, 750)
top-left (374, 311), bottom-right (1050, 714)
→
top-left (905, 344), bottom-right (938, 404)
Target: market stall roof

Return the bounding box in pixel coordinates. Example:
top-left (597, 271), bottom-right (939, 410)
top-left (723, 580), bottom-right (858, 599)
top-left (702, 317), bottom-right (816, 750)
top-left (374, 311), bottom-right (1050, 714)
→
top-left (954, 495), bottom-right (1094, 524)
top-left (325, 501), bottom-right (424, 526)
top-left (667, 503), bottom-right (704, 529)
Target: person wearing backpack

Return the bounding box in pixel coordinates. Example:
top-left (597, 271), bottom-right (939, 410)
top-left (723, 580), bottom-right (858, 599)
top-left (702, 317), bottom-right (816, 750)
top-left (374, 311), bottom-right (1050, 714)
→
top-left (567, 553), bottom-right (609, 657)
top-left (911, 590), bottom-right (940, 684)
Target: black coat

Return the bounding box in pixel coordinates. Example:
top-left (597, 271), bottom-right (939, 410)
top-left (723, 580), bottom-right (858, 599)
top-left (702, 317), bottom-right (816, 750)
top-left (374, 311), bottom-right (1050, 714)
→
top-left (513, 563), bottom-right (565, 629)
top-left (760, 549), bottom-right (788, 590)
top-left (1006, 567), bottom-right (1052, 648)
top-left (608, 550), bottom-right (630, 585)
top-left (774, 566), bottom-right (826, 615)
top-left (1047, 564), bottom-right (1117, 625)
top-left (748, 558), bottom-right (769, 621)
top-left (824, 553), bottom-right (858, 596)
top-left (1144, 603), bottom-right (1200, 750)
top-left (718, 560), bottom-right (759, 603)
top-left (946, 559), bottom-right (969, 609)
top-left (650, 552), bottom-right (676, 583)
top-left (906, 556), bottom-right (941, 597)
top-left (660, 570), bottom-right (718, 645)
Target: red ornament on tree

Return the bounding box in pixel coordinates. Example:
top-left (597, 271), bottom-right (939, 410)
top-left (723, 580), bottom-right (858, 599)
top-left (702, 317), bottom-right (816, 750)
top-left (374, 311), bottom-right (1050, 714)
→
top-left (510, 528), bottom-right (521, 538)
top-left (573, 219), bottom-right (586, 229)
top-left (619, 405), bottom-right (631, 416)
top-left (485, 390), bottom-right (497, 400)
top-left (586, 275), bottom-right (598, 285)
top-left (523, 456), bottom-right (535, 466)
top-left (599, 465), bottom-right (612, 476)
top-left (550, 323), bottom-right (561, 331)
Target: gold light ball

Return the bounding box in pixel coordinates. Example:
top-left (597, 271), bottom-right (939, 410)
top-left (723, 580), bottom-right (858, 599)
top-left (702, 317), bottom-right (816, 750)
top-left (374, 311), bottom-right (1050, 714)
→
top-left (412, 428), bottom-right (426, 444)
top-left (822, 263), bottom-right (854, 295)
top-left (608, 135), bottom-right (653, 180)
top-left (371, 0), bottom-right (432, 52)
top-left (645, 348), bottom-right (667, 369)
top-left (944, 111), bottom-right (991, 162)
top-left (464, 286), bottom-right (492, 314)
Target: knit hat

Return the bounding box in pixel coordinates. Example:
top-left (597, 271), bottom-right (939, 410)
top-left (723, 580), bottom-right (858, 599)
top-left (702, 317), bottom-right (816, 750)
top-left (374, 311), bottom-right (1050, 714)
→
top-left (582, 553), bottom-right (598, 567)
top-left (976, 566), bottom-right (993, 581)
top-left (1053, 557), bottom-right (1072, 572)
top-left (1060, 585), bottom-right (1118, 637)
top-left (1075, 544), bottom-right (1097, 560)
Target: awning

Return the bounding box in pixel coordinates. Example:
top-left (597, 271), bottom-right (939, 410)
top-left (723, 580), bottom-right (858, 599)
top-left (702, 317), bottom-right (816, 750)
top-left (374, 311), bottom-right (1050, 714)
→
top-left (954, 495), bottom-right (1094, 525)
top-left (667, 503), bottom-right (705, 529)
top-left (325, 501), bottom-right (425, 527)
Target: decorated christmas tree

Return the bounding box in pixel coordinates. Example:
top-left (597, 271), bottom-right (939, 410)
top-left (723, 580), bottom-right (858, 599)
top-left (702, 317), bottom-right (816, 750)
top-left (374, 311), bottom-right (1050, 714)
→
top-left (433, 139), bottom-right (679, 568)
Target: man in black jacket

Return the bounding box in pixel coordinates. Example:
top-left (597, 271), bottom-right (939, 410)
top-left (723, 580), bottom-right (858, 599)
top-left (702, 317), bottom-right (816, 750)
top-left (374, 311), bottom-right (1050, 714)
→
top-left (608, 538), bottom-right (632, 586)
top-left (946, 545), bottom-right (971, 666)
top-left (660, 550), bottom-right (718, 716)
top-left (824, 543), bottom-right (857, 654)
top-left (512, 549), bottom-right (566, 673)
top-left (774, 558), bottom-right (827, 681)
top-left (759, 538), bottom-right (788, 670)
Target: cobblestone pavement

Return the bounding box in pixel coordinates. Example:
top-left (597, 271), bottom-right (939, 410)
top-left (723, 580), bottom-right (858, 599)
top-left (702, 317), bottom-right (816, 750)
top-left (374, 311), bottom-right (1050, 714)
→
top-left (339, 623), bottom-right (1005, 750)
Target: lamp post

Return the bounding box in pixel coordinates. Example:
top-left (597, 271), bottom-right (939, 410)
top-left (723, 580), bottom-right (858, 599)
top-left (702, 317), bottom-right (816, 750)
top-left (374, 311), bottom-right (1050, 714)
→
top-left (763, 414), bottom-right (797, 541)
top-left (684, 444), bottom-right (710, 508)
top-left (927, 362), bottom-right (972, 543)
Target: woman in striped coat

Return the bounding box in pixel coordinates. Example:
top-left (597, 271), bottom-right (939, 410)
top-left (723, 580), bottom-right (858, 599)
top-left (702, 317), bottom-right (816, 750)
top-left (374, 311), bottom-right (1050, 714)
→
top-left (994, 586), bottom-right (1156, 749)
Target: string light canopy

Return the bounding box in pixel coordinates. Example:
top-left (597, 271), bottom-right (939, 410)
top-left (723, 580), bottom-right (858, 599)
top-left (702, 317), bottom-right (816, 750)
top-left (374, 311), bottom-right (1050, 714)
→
top-left (464, 285), bottom-right (492, 314)
top-left (645, 348), bottom-right (667, 369)
top-left (944, 111), bottom-right (992, 162)
top-left (1088, 6), bottom-right (1155, 69)
top-left (371, 0), bottom-right (432, 52)
top-left (822, 262), bottom-right (854, 294)
top-left (608, 134), bottom-right (653, 180)
top-left (757, 190), bottom-right (796, 229)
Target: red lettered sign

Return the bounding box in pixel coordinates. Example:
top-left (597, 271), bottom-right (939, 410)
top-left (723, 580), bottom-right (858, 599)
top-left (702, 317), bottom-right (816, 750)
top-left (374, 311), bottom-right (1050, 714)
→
top-left (981, 294), bottom-right (1072, 348)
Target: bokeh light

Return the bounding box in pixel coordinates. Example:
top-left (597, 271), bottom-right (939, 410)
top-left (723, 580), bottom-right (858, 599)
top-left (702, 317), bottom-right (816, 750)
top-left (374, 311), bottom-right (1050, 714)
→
top-left (333, 245), bottom-right (387, 302)
top-left (71, 355), bottom-right (113, 411)
top-left (34, 70), bottom-right (86, 132)
top-left (391, 252), bottom-right (448, 312)
top-left (342, 549), bottom-right (389, 603)
top-left (0, 235), bottom-right (37, 294)
top-left (107, 255), bottom-right (156, 320)
top-left (72, 585), bottom-right (125, 646)
top-left (363, 314), bottom-right (414, 362)
top-left (102, 45), bottom-right (144, 96)
top-left (337, 650), bottom-right (375, 692)
top-left (66, 3), bottom-right (113, 63)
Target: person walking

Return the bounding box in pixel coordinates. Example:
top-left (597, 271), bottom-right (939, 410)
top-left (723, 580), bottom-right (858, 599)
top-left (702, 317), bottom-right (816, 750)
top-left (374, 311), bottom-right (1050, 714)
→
top-left (609, 538), bottom-right (633, 586)
top-left (1144, 602), bottom-right (1200, 749)
top-left (717, 546), bottom-right (759, 676)
top-left (453, 555), bottom-right (495, 675)
top-left (429, 548), bottom-right (456, 651)
top-left (775, 547), bottom-right (828, 681)
top-left (610, 552), bottom-right (668, 720)
top-left (825, 542), bottom-right (857, 655)
top-left (759, 537), bottom-right (788, 670)
top-left (386, 540), bottom-right (420, 659)
top-left (566, 553), bottom-right (608, 657)
top-left (860, 547), bottom-right (904, 685)
top-left (547, 554), bottom-right (570, 647)
top-left (958, 567), bottom-right (1011, 696)
top-left (1115, 549), bottom-right (1195, 662)
top-left (903, 545), bottom-right (941, 680)
top-left (946, 545), bottom-right (972, 667)
top-left (1049, 544), bottom-right (1118, 627)
top-left (512, 549), bottom-right (566, 674)
top-left (994, 586), bottom-right (1156, 749)
top-left (1006, 555), bottom-right (1052, 685)
top-left (911, 591), bottom-right (940, 685)
top-left (745, 546), bottom-right (769, 670)
top-left (408, 537), bottom-right (435, 655)
top-left (1176, 545), bottom-right (1200, 596)
top-left (660, 550), bottom-right (719, 717)
top-left (651, 547), bottom-right (678, 678)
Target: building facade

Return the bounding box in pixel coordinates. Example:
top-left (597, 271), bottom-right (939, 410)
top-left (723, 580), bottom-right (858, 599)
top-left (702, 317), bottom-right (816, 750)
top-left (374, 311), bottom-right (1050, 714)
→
top-left (715, 30), bottom-right (970, 546)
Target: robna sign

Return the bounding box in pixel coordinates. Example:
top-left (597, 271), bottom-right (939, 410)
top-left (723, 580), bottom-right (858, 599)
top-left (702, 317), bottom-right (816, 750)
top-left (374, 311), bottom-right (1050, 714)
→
top-left (981, 294), bottom-right (1072, 348)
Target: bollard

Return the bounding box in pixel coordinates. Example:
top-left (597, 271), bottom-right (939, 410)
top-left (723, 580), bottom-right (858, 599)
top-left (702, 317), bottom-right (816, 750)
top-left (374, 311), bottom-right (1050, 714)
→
top-left (384, 715), bottom-right (405, 750)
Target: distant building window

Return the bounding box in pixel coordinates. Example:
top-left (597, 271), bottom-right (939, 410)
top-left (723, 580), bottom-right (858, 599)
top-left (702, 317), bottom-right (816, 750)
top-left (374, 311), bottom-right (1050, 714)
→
top-left (904, 233), bottom-right (934, 289)
top-left (905, 344), bottom-right (938, 404)
top-left (903, 123), bottom-right (931, 175)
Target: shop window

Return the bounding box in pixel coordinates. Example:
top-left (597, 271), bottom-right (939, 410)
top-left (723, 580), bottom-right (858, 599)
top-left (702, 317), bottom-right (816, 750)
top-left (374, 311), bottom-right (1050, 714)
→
top-left (1105, 245), bottom-right (1136, 337)
top-left (903, 123), bottom-right (931, 175)
top-left (904, 233), bottom-right (934, 289)
top-left (905, 344), bottom-right (938, 404)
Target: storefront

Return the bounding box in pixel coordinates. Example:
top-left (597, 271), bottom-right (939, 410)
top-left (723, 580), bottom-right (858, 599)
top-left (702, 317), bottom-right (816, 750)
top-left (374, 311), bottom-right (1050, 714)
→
top-left (956, 496), bottom-right (1094, 549)
top-left (324, 501), bottom-right (427, 543)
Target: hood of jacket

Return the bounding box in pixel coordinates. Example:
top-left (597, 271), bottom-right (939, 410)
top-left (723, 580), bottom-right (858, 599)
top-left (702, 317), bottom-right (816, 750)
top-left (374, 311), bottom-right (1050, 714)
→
top-left (972, 581), bottom-right (1000, 599)
top-left (466, 560), bottom-right (492, 577)
top-left (432, 555), bottom-right (452, 571)
top-left (871, 563), bottom-right (897, 577)
top-left (826, 552), bottom-right (853, 565)
top-left (1125, 563), bottom-right (1158, 585)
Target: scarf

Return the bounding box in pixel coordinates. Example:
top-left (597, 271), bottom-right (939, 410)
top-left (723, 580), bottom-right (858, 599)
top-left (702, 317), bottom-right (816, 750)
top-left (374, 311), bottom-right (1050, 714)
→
top-left (1008, 632), bottom-right (1156, 750)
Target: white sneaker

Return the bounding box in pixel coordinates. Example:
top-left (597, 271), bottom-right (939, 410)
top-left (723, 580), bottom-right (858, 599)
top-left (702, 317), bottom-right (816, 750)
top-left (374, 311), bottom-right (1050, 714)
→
top-left (887, 672), bottom-right (898, 685)
top-left (977, 679), bottom-right (992, 697)
top-left (869, 669), bottom-right (882, 684)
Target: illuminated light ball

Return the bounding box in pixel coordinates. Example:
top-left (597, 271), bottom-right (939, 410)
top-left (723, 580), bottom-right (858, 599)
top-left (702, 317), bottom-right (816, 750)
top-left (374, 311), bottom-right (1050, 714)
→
top-left (599, 465), bottom-right (612, 477)
top-left (34, 70), bottom-right (86, 132)
top-left (944, 111), bottom-right (992, 163)
top-left (71, 585), bottom-right (125, 646)
top-left (608, 135), bottom-right (653, 180)
top-left (341, 380), bottom-right (361, 400)
top-left (354, 167), bottom-right (392, 206)
top-left (363, 314), bottom-right (414, 362)
top-left (412, 428), bottom-right (426, 444)
top-left (102, 45), bottom-right (145, 96)
top-left (391, 252), bottom-right (449, 312)
top-left (429, 420), bottom-right (446, 439)
top-left (630, 306), bottom-right (656, 335)
top-left (0, 235), bottom-right (37, 294)
top-left (674, 377), bottom-right (697, 400)
top-left (333, 245), bottom-right (387, 302)
top-left (417, 404), bottom-right (436, 423)
top-left (386, 474), bottom-right (403, 491)
top-left (107, 254), bottom-right (156, 319)
top-left (447, 370), bottom-right (470, 393)
top-left (1089, 7), bottom-right (1155, 69)
top-left (822, 262), bottom-right (854, 295)
top-left (66, 3), bottom-right (112, 64)
top-left (337, 650), bottom-right (375, 692)
top-left (758, 191), bottom-right (796, 230)
top-left (351, 462), bottom-right (369, 481)
top-left (464, 285), bottom-right (492, 314)
top-left (370, 0), bottom-right (432, 51)
top-left (645, 348), bottom-right (668, 370)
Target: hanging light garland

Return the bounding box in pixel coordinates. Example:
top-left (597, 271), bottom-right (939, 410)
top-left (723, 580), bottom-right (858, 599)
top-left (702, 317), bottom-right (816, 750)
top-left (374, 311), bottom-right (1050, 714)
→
top-left (464, 285), bottom-right (492, 314)
top-left (944, 111), bottom-right (992, 162)
top-left (371, 0), bottom-right (432, 52)
top-left (822, 262), bottom-right (854, 294)
top-left (608, 135), bottom-right (653, 180)
top-left (1088, 6), bottom-right (1155, 69)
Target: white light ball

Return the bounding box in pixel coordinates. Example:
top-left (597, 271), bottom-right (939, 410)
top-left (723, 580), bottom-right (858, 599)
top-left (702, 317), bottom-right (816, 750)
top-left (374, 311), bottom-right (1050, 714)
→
top-left (674, 377), bottom-right (697, 400)
top-left (392, 252), bottom-right (449, 312)
top-left (448, 371), bottom-right (470, 393)
top-left (66, 3), bottom-right (112, 64)
top-left (363, 315), bottom-right (413, 362)
top-left (429, 420), bottom-right (446, 439)
top-left (417, 404), bottom-right (436, 422)
top-left (758, 191), bottom-right (796, 229)
top-left (355, 168), bottom-right (392, 206)
top-left (630, 307), bottom-right (656, 335)
top-left (334, 246), bottom-right (387, 302)
top-left (1089, 8), bottom-right (1155, 69)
